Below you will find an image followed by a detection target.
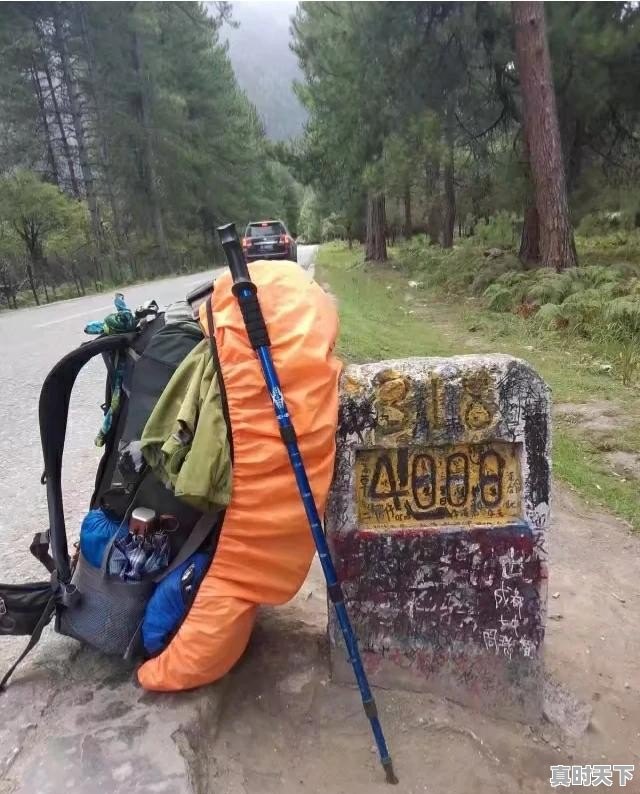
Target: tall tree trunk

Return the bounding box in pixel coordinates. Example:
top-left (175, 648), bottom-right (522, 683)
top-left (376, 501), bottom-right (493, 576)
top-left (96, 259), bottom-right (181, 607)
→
top-left (518, 135), bottom-right (540, 265)
top-left (53, 4), bottom-right (103, 249)
top-left (512, 2), bottom-right (577, 272)
top-left (519, 200), bottom-right (540, 266)
top-left (43, 59), bottom-right (81, 198)
top-left (442, 101), bottom-right (456, 249)
top-left (365, 192), bottom-right (387, 262)
top-left (30, 63), bottom-right (59, 186)
top-left (131, 28), bottom-right (168, 262)
top-left (25, 260), bottom-right (40, 306)
top-left (403, 183), bottom-right (412, 239)
top-left (425, 158), bottom-right (441, 245)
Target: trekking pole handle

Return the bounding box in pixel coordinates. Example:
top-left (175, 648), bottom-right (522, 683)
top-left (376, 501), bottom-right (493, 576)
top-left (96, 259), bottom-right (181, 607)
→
top-left (216, 223), bottom-right (271, 349)
top-left (218, 223), bottom-right (250, 284)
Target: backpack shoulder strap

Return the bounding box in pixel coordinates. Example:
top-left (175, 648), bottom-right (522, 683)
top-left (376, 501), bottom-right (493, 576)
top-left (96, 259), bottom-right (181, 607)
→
top-left (39, 333), bottom-right (136, 584)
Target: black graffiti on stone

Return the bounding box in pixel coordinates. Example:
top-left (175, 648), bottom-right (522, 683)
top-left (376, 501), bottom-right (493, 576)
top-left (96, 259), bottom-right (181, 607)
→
top-left (338, 397), bottom-right (378, 442)
top-left (497, 362), bottom-right (545, 442)
top-left (525, 409), bottom-right (550, 506)
top-left (326, 453), bottom-right (353, 532)
top-left (444, 382), bottom-right (465, 439)
top-left (411, 380), bottom-right (430, 440)
top-left (330, 525), bottom-right (543, 659)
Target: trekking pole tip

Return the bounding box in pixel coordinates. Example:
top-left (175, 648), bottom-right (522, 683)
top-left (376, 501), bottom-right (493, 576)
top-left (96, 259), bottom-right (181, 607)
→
top-left (383, 758), bottom-right (399, 784)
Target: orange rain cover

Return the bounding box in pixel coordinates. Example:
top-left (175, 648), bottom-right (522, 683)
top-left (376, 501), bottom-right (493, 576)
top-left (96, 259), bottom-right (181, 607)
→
top-left (138, 260), bottom-right (341, 691)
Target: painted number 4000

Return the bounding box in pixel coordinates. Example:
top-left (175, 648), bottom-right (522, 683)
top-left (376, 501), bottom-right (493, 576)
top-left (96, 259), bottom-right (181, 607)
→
top-left (355, 443), bottom-right (523, 529)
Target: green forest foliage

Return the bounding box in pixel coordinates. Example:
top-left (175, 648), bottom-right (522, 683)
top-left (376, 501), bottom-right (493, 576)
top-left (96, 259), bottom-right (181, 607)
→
top-left (290, 2), bottom-right (640, 253)
top-left (0, 1), bottom-right (297, 307)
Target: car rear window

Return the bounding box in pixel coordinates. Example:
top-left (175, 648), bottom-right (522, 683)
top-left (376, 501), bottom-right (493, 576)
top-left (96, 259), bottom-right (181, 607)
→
top-left (247, 222), bottom-right (284, 237)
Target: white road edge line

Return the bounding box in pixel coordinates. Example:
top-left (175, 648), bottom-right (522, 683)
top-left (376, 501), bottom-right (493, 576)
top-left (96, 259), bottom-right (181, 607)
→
top-left (35, 304), bottom-right (113, 329)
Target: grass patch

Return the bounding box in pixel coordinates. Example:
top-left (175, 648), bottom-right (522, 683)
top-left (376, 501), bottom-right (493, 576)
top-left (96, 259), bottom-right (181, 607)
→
top-left (317, 244), bottom-right (455, 361)
top-left (317, 241), bottom-right (640, 530)
top-left (553, 431), bottom-right (637, 529)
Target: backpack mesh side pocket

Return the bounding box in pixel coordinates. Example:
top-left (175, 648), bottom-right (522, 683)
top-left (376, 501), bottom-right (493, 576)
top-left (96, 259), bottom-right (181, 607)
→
top-left (58, 553), bottom-right (154, 657)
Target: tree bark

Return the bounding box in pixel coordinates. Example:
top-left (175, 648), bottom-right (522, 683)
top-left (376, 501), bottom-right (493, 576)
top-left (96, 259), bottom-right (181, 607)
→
top-left (425, 157), bottom-right (441, 245)
top-left (518, 134), bottom-right (540, 265)
top-left (53, 4), bottom-right (103, 249)
top-left (365, 192), bottom-right (387, 262)
top-left (30, 63), bottom-right (60, 186)
top-left (43, 60), bottom-right (81, 198)
top-left (519, 200), bottom-right (540, 266)
top-left (403, 183), bottom-right (412, 239)
top-left (131, 27), bottom-right (168, 262)
top-left (25, 260), bottom-right (40, 306)
top-left (442, 103), bottom-right (456, 249)
top-left (512, 2), bottom-right (577, 271)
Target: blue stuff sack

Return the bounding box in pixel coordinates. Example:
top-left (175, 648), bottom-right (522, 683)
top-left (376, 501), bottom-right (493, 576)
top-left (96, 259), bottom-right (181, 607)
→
top-left (142, 553), bottom-right (209, 655)
top-left (79, 509), bottom-right (123, 568)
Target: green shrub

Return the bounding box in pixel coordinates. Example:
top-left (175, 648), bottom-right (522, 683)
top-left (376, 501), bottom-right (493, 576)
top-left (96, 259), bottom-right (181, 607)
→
top-left (533, 302), bottom-right (566, 330)
top-left (525, 272), bottom-right (575, 305)
top-left (470, 256), bottom-right (522, 295)
top-left (395, 243), bottom-right (481, 293)
top-left (577, 264), bottom-right (619, 288)
top-left (486, 271), bottom-right (532, 308)
top-left (483, 283), bottom-right (516, 312)
top-left (474, 211), bottom-right (518, 249)
top-left (611, 262), bottom-right (640, 281)
top-left (578, 231), bottom-right (640, 265)
top-left (560, 289), bottom-right (607, 337)
top-left (577, 211), bottom-right (635, 237)
top-left (322, 213), bottom-right (347, 241)
top-left (612, 338), bottom-right (640, 386)
top-left (604, 297), bottom-right (640, 336)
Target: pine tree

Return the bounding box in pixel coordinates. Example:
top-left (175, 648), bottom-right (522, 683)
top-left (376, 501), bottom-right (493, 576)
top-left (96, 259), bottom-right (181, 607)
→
top-left (512, 2), bottom-right (577, 271)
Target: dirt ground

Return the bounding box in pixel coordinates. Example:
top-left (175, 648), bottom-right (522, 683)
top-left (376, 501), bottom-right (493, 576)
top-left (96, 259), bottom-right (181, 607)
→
top-left (178, 482), bottom-right (639, 794)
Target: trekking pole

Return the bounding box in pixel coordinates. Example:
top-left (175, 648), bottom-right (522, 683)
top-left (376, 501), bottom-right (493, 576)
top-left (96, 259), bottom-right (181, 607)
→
top-left (216, 223), bottom-right (397, 785)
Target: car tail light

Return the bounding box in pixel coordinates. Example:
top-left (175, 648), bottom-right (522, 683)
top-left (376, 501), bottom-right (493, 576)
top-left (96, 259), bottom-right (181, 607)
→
top-left (279, 234), bottom-right (289, 245)
top-left (242, 237), bottom-right (251, 249)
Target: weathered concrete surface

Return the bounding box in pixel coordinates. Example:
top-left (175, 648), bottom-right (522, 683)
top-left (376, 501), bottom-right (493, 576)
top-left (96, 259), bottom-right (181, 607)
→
top-left (327, 356), bottom-right (551, 721)
top-left (0, 638), bottom-right (226, 793)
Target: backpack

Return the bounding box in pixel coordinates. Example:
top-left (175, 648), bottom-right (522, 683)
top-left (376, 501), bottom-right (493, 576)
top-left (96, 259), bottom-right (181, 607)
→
top-left (0, 292), bottom-right (226, 690)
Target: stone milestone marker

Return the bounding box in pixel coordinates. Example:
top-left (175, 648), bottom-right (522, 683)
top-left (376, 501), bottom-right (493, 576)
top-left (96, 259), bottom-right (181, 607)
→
top-left (326, 355), bottom-right (551, 721)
